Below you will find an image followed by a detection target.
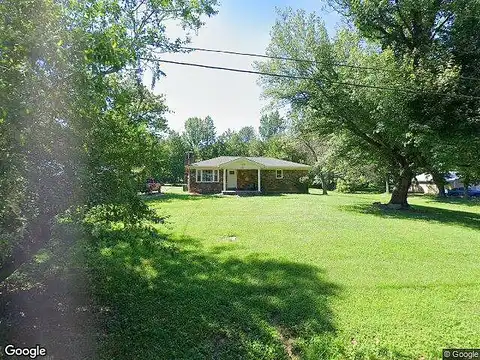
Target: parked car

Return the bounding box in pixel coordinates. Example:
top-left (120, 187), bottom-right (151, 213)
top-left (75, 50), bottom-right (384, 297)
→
top-left (446, 187), bottom-right (480, 197)
top-left (146, 178), bottom-right (162, 194)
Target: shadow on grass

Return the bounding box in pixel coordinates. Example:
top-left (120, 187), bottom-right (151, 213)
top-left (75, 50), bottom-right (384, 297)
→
top-left (143, 192), bottom-right (289, 203)
top-left (85, 227), bottom-right (339, 360)
top-left (142, 192), bottom-right (223, 203)
top-left (0, 224), bottom-right (99, 360)
top-left (424, 196), bottom-right (480, 208)
top-left (239, 192), bottom-right (288, 197)
top-left (340, 203), bottom-right (480, 231)
top-left (227, 192), bottom-right (287, 197)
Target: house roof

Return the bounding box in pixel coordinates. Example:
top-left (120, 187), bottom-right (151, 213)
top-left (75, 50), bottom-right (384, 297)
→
top-left (189, 156), bottom-right (311, 169)
top-left (415, 172), bottom-right (459, 183)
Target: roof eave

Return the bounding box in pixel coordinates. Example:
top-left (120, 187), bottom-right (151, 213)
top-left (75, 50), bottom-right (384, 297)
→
top-left (189, 165), bottom-right (220, 169)
top-left (263, 166), bottom-right (311, 170)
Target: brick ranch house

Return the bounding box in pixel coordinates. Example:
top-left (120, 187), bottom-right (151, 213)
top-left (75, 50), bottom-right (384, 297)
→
top-left (186, 156), bottom-right (311, 194)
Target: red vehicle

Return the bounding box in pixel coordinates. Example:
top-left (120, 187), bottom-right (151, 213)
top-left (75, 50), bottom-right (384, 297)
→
top-left (146, 178), bottom-right (162, 194)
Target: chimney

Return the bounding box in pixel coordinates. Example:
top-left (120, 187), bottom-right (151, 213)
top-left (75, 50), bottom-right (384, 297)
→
top-left (184, 151), bottom-right (194, 166)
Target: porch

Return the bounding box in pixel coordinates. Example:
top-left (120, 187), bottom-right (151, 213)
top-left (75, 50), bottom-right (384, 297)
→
top-left (222, 168), bottom-right (262, 193)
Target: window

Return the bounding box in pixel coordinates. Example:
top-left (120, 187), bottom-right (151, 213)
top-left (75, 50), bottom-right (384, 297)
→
top-left (276, 169), bottom-right (283, 179)
top-left (203, 170), bottom-right (213, 182)
top-left (196, 169), bottom-right (219, 182)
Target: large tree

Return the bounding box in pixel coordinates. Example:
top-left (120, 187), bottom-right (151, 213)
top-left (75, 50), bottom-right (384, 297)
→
top-left (183, 116), bottom-right (217, 160)
top-left (215, 127), bottom-right (260, 157)
top-left (330, 0), bottom-right (480, 197)
top-left (158, 130), bottom-right (189, 183)
top-left (0, 0), bottom-right (219, 263)
top-left (259, 111), bottom-right (287, 140)
top-left (255, 7), bottom-right (480, 208)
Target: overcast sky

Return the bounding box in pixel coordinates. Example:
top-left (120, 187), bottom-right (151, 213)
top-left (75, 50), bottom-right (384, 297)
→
top-left (154, 0), bottom-right (342, 135)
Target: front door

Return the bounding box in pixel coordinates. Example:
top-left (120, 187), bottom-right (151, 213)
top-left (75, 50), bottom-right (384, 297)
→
top-left (227, 170), bottom-right (237, 189)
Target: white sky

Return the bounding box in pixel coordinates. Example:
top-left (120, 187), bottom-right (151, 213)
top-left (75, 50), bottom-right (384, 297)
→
top-left (152, 1), bottom-right (341, 135)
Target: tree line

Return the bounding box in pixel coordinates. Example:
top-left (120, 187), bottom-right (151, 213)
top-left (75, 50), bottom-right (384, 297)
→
top-left (152, 112), bottom-right (395, 196)
top-left (153, 111), bottom-right (304, 183)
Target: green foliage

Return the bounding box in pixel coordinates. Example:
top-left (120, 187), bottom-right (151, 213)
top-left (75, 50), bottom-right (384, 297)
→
top-left (255, 5), bottom-right (480, 206)
top-left (259, 111), bottom-right (286, 140)
top-left (0, 0), bottom-right (219, 262)
top-left (157, 130), bottom-right (189, 183)
top-left (0, 0), bottom-right (83, 258)
top-left (254, 8), bottom-right (418, 205)
top-left (336, 177), bottom-right (383, 193)
top-left (327, 0), bottom-right (480, 200)
top-left (213, 127), bottom-right (261, 157)
top-left (183, 116), bottom-right (217, 160)
top-left (179, 114), bottom-right (309, 164)
top-left (237, 126), bottom-right (257, 143)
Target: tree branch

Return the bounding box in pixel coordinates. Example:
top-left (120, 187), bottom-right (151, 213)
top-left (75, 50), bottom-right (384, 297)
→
top-left (430, 13), bottom-right (453, 41)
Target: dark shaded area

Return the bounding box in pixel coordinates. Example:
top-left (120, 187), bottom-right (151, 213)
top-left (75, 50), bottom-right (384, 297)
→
top-left (0, 225), bottom-right (98, 360)
top-left (141, 192), bottom-right (222, 203)
top-left (222, 192), bottom-right (287, 197)
top-left (340, 203), bottom-right (480, 231)
top-left (86, 228), bottom-right (338, 359)
top-left (0, 225), bottom-right (339, 360)
top-left (425, 196), bottom-right (480, 208)
top-left (0, 215), bottom-right (54, 283)
top-left (143, 191), bottom-right (287, 203)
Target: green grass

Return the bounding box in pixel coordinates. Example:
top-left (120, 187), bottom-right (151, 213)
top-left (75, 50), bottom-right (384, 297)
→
top-left (89, 187), bottom-right (480, 359)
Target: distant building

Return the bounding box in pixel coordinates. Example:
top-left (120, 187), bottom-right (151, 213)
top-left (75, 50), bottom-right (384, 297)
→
top-left (409, 172), bottom-right (480, 194)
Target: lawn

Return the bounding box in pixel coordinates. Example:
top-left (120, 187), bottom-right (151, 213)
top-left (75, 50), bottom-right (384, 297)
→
top-left (107, 188), bottom-right (480, 359)
top-left (2, 188), bottom-right (479, 359)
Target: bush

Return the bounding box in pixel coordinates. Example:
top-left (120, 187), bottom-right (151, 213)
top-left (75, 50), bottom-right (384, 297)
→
top-left (336, 176), bottom-right (385, 193)
top-left (0, 230), bottom-right (19, 265)
top-left (336, 179), bottom-right (355, 193)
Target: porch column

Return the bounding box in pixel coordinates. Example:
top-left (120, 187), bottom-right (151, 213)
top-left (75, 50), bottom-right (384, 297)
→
top-left (257, 168), bottom-right (261, 192)
top-left (223, 168), bottom-right (226, 192)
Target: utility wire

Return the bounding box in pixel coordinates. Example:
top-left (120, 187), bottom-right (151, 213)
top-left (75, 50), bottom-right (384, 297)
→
top-left (179, 46), bottom-right (387, 72)
top-left (148, 58), bottom-right (310, 79)
top-left (146, 57), bottom-right (480, 100)
top-left (179, 46), bottom-right (480, 83)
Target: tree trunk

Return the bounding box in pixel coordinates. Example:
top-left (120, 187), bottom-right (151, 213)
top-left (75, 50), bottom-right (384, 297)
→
top-left (463, 175), bottom-right (470, 198)
top-left (319, 174), bottom-right (328, 195)
top-left (385, 176), bottom-right (390, 193)
top-left (431, 171), bottom-right (446, 197)
top-left (388, 167), bottom-right (413, 209)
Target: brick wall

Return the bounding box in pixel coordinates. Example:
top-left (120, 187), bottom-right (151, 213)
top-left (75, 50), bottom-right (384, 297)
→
top-left (261, 170), bottom-right (309, 193)
top-left (188, 168), bottom-right (223, 194)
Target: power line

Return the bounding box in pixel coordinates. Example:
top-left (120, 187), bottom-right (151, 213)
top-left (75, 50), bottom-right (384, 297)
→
top-left (179, 46), bottom-right (480, 83)
top-left (148, 58), bottom-right (310, 80)
top-left (179, 46), bottom-right (388, 72)
top-left (145, 57), bottom-right (480, 100)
